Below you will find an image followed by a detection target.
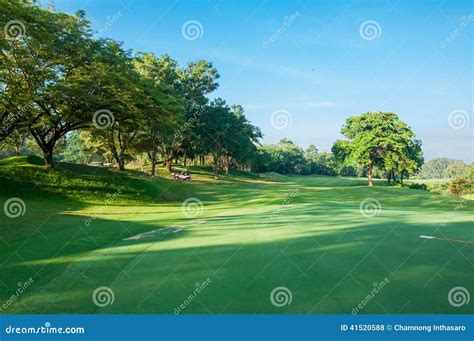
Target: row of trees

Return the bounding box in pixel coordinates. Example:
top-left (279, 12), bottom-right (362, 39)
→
top-left (252, 139), bottom-right (358, 177)
top-left (0, 3), bottom-right (436, 186)
top-left (252, 113), bottom-right (424, 186)
top-left (0, 0), bottom-right (261, 177)
top-left (420, 158), bottom-right (471, 179)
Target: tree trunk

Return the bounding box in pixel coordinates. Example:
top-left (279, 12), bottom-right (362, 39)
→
top-left (43, 149), bottom-right (55, 169)
top-left (165, 150), bottom-right (174, 172)
top-left (213, 154), bottom-right (219, 179)
top-left (387, 171), bottom-right (391, 184)
top-left (119, 150), bottom-right (126, 170)
top-left (367, 165), bottom-right (373, 187)
top-left (224, 157), bottom-right (230, 174)
top-left (112, 151), bottom-right (125, 171)
top-left (14, 140), bottom-right (22, 156)
top-left (150, 149), bottom-right (157, 176)
top-left (166, 159), bottom-right (172, 172)
top-left (118, 159), bottom-right (125, 171)
top-left (29, 128), bottom-right (57, 169)
top-left (38, 141), bottom-right (56, 170)
top-left (400, 172), bottom-right (404, 185)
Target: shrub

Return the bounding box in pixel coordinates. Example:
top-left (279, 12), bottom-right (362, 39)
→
top-left (408, 183), bottom-right (427, 190)
top-left (448, 177), bottom-right (471, 196)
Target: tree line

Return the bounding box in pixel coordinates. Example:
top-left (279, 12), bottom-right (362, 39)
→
top-left (254, 112), bottom-right (425, 186)
top-left (0, 0), bottom-right (261, 178)
top-left (0, 1), bottom-right (447, 187)
top-left (420, 158), bottom-right (472, 179)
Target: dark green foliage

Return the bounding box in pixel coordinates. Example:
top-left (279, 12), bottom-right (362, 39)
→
top-left (253, 139), bottom-right (306, 175)
top-left (196, 99), bottom-right (261, 178)
top-left (408, 183), bottom-right (427, 191)
top-left (0, 1), bottom-right (259, 175)
top-left (333, 112), bottom-right (423, 186)
top-left (252, 140), bottom-right (360, 177)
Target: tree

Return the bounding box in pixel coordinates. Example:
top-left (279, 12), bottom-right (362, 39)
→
top-left (384, 139), bottom-right (423, 184)
top-left (306, 144), bottom-right (319, 155)
top-left (0, 2), bottom-right (100, 168)
top-left (176, 60), bottom-right (220, 170)
top-left (0, 127), bottom-right (30, 155)
top-left (196, 99), bottom-right (261, 178)
top-left (133, 53), bottom-right (185, 175)
top-left (253, 139), bottom-right (306, 175)
top-left (401, 139), bottom-right (424, 183)
top-left (420, 158), bottom-right (456, 179)
top-left (443, 160), bottom-right (469, 179)
top-left (334, 112), bottom-right (423, 186)
top-left (307, 152), bottom-right (337, 176)
top-left (220, 104), bottom-right (262, 173)
top-left (84, 40), bottom-right (145, 170)
top-left (61, 131), bottom-right (103, 164)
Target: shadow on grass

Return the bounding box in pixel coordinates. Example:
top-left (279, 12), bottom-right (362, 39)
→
top-left (2, 204), bottom-right (472, 314)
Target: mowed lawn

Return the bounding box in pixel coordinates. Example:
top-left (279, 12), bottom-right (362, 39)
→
top-left (0, 157), bottom-right (472, 314)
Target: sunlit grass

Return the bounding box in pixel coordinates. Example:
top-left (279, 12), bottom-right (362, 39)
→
top-left (0, 156), bottom-right (472, 314)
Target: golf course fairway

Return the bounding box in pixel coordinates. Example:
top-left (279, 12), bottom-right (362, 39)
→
top-left (0, 157), bottom-right (472, 314)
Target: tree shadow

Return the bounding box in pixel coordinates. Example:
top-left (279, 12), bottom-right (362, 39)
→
top-left (2, 207), bottom-right (472, 315)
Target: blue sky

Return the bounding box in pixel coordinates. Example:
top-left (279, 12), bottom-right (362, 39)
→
top-left (46, 0), bottom-right (472, 162)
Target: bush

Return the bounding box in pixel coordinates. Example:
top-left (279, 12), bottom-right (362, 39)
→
top-left (408, 183), bottom-right (427, 191)
top-left (448, 177), bottom-right (471, 196)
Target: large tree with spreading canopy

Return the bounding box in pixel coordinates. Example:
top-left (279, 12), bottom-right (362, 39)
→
top-left (333, 112), bottom-right (423, 186)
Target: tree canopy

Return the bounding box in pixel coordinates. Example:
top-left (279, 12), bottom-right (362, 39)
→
top-left (332, 112), bottom-right (423, 186)
top-left (0, 0), bottom-right (259, 177)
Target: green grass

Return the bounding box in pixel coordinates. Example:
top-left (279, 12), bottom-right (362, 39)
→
top-left (406, 178), bottom-right (450, 193)
top-left (0, 156), bottom-right (472, 314)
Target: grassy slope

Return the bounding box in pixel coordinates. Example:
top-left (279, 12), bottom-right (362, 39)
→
top-left (0, 156), bottom-right (472, 314)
